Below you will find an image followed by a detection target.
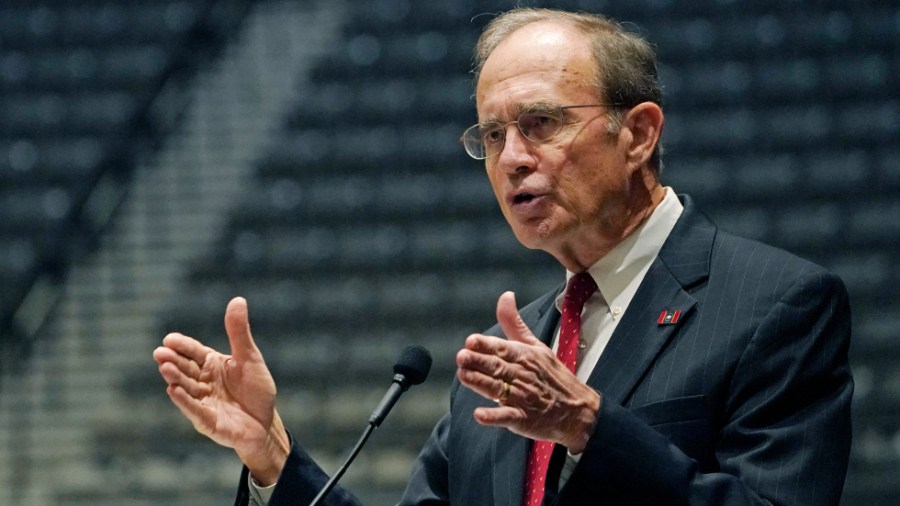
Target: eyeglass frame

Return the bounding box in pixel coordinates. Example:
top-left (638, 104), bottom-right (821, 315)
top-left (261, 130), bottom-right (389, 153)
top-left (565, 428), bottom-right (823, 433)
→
top-left (459, 103), bottom-right (624, 160)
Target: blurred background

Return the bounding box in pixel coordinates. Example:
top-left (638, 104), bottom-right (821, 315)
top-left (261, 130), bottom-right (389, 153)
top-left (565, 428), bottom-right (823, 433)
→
top-left (0, 0), bottom-right (897, 504)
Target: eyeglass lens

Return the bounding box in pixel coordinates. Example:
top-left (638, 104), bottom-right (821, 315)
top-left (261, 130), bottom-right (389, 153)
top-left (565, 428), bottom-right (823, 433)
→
top-left (466, 110), bottom-right (563, 159)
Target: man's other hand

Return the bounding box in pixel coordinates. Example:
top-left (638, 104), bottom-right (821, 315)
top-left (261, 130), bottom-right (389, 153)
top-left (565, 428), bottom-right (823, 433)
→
top-left (153, 296), bottom-right (290, 485)
top-left (456, 291), bottom-right (601, 454)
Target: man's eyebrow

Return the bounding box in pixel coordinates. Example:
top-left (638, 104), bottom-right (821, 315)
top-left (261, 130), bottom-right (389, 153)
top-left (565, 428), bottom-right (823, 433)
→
top-left (480, 101), bottom-right (558, 123)
top-left (479, 112), bottom-right (502, 124)
top-left (517, 101), bottom-right (558, 114)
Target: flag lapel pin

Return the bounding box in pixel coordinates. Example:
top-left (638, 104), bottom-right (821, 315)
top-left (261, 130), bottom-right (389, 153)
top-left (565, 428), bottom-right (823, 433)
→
top-left (657, 309), bottom-right (681, 325)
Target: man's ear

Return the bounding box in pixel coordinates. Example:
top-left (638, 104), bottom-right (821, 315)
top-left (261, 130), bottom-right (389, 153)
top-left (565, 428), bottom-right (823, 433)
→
top-left (622, 102), bottom-right (664, 169)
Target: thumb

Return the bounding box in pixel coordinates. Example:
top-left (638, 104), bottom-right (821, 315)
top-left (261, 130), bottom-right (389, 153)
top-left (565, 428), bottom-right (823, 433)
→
top-left (224, 296), bottom-right (259, 362)
top-left (496, 291), bottom-right (540, 346)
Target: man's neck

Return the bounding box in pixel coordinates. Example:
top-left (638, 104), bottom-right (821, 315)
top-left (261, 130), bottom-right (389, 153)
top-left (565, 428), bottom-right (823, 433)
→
top-left (553, 184), bottom-right (666, 272)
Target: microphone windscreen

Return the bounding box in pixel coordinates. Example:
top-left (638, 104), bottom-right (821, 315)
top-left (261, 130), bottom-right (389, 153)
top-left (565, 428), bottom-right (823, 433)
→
top-left (393, 345), bottom-right (432, 385)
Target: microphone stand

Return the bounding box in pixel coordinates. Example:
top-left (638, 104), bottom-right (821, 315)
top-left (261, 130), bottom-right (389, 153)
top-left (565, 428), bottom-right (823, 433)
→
top-left (308, 422), bottom-right (376, 506)
top-left (307, 345), bottom-right (430, 506)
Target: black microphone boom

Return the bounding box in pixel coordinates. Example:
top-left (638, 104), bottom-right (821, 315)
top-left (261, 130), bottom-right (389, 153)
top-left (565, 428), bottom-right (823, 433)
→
top-left (309, 345), bottom-right (432, 506)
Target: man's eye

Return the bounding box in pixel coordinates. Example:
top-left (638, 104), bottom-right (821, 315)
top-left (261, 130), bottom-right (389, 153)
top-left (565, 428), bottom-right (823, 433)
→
top-left (532, 114), bottom-right (556, 125)
top-left (521, 113), bottom-right (560, 139)
top-left (482, 127), bottom-right (505, 144)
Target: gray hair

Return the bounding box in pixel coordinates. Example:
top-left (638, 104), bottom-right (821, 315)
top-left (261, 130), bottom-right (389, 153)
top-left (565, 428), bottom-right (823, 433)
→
top-left (473, 8), bottom-right (664, 172)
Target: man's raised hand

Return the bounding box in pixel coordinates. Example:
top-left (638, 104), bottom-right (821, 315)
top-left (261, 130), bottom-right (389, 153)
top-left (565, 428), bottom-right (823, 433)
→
top-left (455, 291), bottom-right (600, 453)
top-left (152, 297), bottom-right (289, 485)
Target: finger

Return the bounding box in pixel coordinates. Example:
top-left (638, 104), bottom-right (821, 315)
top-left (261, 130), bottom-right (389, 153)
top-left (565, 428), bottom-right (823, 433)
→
top-left (153, 346), bottom-right (202, 379)
top-left (162, 332), bottom-right (214, 365)
top-left (456, 366), bottom-right (508, 402)
top-left (457, 337), bottom-right (518, 380)
top-left (463, 333), bottom-right (510, 356)
top-left (224, 297), bottom-right (260, 363)
top-left (457, 362), bottom-right (545, 404)
top-left (166, 385), bottom-right (214, 434)
top-left (158, 362), bottom-right (212, 399)
top-left (152, 345), bottom-right (174, 365)
top-left (473, 405), bottom-right (526, 428)
top-left (496, 292), bottom-right (541, 346)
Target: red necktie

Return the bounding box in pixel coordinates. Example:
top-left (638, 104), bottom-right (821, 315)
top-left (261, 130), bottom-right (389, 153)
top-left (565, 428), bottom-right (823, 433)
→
top-left (522, 272), bottom-right (598, 506)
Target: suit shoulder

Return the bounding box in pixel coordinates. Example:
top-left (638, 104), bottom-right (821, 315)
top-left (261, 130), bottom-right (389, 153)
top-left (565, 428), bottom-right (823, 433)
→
top-left (713, 229), bottom-right (825, 272)
top-left (668, 196), bottom-right (844, 293)
top-left (710, 229), bottom-right (846, 299)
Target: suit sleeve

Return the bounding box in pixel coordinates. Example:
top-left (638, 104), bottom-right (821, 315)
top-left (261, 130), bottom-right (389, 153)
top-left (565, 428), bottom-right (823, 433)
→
top-left (233, 397), bottom-right (456, 506)
top-left (559, 269), bottom-right (853, 505)
top-left (233, 435), bottom-right (364, 506)
top-left (396, 412), bottom-right (452, 505)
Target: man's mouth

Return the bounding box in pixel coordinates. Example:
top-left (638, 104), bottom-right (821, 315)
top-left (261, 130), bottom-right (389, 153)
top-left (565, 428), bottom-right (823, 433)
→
top-left (513, 192), bottom-right (537, 204)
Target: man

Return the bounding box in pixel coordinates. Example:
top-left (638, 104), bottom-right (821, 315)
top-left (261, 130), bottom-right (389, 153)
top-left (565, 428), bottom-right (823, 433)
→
top-left (154, 8), bottom-right (853, 505)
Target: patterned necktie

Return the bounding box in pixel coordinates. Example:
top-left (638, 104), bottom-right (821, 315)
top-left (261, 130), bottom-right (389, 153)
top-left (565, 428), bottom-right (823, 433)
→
top-left (522, 272), bottom-right (598, 506)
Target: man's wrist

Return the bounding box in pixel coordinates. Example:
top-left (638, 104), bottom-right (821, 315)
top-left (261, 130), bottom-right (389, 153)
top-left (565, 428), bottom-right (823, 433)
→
top-left (240, 411), bottom-right (291, 486)
top-left (564, 390), bottom-right (601, 454)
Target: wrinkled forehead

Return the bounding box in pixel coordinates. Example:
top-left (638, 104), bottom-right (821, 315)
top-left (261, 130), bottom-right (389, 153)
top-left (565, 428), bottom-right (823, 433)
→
top-left (475, 23), bottom-right (597, 119)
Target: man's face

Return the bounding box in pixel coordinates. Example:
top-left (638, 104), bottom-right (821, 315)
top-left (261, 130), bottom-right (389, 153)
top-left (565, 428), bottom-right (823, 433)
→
top-left (476, 22), bottom-right (635, 265)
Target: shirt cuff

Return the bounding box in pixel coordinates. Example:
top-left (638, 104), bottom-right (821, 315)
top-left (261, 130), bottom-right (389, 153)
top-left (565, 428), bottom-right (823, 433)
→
top-left (248, 474), bottom-right (277, 505)
top-left (559, 450), bottom-right (583, 489)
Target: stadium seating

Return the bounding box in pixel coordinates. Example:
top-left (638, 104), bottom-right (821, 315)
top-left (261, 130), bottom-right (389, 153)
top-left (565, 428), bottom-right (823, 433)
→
top-left (0, 0), bottom-right (897, 504)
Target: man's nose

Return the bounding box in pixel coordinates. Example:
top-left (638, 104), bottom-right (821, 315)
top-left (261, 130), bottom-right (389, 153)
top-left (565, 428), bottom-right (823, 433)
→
top-left (495, 124), bottom-right (534, 174)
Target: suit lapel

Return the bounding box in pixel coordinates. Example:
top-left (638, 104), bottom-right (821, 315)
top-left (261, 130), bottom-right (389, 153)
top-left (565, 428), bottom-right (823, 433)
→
top-left (492, 289), bottom-right (562, 506)
top-left (586, 195), bottom-right (715, 405)
top-left (585, 259), bottom-right (696, 405)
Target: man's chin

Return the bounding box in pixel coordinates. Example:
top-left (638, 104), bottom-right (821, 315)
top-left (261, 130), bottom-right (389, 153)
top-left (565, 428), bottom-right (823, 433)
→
top-left (511, 222), bottom-right (557, 251)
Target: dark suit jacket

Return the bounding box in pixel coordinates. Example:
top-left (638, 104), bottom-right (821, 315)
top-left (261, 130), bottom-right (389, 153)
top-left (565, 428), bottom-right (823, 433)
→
top-left (236, 196), bottom-right (853, 505)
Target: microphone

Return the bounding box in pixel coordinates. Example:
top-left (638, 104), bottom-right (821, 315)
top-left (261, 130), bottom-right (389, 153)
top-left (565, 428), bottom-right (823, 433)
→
top-left (309, 345), bottom-right (432, 506)
top-left (369, 344), bottom-right (432, 426)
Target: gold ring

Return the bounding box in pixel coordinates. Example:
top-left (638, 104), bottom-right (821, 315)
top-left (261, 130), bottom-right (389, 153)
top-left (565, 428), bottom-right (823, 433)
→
top-left (499, 381), bottom-right (511, 403)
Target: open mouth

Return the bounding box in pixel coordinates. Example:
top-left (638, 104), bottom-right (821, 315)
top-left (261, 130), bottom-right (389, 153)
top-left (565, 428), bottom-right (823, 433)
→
top-left (513, 192), bottom-right (536, 204)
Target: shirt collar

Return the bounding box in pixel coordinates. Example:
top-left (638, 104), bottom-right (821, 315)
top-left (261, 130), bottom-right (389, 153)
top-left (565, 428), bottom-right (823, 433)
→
top-left (555, 187), bottom-right (684, 312)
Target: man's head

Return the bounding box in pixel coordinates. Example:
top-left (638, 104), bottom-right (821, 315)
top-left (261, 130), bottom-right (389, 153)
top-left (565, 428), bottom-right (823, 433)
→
top-left (474, 8), bottom-right (663, 173)
top-left (470, 9), bottom-right (666, 271)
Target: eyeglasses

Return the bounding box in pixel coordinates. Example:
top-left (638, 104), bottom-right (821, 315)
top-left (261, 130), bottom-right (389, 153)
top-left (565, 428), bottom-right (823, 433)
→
top-left (459, 104), bottom-right (622, 160)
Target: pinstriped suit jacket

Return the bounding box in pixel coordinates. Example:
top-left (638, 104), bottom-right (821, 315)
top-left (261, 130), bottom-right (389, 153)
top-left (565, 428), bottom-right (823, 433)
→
top-left (236, 195), bottom-right (853, 505)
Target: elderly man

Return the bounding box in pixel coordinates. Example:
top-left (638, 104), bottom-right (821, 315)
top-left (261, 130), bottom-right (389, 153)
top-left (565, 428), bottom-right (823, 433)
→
top-left (154, 8), bottom-right (852, 505)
